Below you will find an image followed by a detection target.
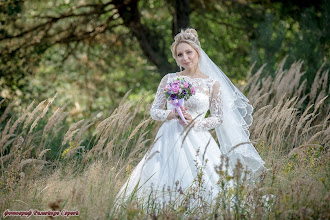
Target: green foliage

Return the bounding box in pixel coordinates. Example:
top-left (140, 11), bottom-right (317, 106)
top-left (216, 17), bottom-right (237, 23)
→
top-left (250, 2), bottom-right (329, 88)
top-left (0, 0), bottom-right (48, 96)
top-left (0, 0), bottom-right (328, 123)
top-left (191, 6), bottom-right (252, 81)
top-left (250, 13), bottom-right (286, 76)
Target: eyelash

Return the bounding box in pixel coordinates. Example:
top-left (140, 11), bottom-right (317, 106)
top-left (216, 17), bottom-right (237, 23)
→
top-left (177, 51), bottom-right (192, 57)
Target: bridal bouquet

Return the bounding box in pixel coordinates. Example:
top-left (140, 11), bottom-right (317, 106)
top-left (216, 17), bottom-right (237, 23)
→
top-left (164, 78), bottom-right (195, 124)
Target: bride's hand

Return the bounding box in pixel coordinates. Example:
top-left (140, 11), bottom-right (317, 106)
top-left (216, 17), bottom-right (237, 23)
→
top-left (166, 108), bottom-right (184, 121)
top-left (167, 109), bottom-right (183, 120)
top-left (178, 112), bottom-right (194, 127)
top-left (166, 111), bottom-right (177, 120)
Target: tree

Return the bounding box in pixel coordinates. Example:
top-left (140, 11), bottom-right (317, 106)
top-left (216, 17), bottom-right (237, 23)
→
top-left (0, 0), bottom-right (327, 103)
top-left (0, 0), bottom-right (192, 80)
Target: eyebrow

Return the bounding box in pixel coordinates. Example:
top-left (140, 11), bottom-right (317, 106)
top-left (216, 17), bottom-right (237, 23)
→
top-left (177, 49), bottom-right (192, 54)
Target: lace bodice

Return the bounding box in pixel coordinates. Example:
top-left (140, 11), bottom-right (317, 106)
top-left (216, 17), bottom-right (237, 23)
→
top-left (150, 73), bottom-right (223, 131)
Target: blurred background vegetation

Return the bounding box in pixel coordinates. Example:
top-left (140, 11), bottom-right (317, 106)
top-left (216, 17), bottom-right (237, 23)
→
top-left (0, 0), bottom-right (329, 120)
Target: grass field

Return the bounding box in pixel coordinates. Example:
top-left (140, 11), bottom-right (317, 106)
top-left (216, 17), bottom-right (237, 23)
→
top-left (0, 59), bottom-right (329, 219)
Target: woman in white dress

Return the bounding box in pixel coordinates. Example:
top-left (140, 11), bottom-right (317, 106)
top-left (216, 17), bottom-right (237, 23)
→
top-left (117, 28), bottom-right (265, 206)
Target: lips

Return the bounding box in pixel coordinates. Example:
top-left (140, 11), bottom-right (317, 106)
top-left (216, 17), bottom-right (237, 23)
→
top-left (184, 62), bottom-right (191, 65)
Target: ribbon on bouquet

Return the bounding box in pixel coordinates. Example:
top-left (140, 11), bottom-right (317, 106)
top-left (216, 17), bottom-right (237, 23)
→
top-left (170, 98), bottom-right (188, 125)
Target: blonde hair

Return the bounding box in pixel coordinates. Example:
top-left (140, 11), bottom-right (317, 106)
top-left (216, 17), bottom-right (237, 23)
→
top-left (171, 28), bottom-right (201, 59)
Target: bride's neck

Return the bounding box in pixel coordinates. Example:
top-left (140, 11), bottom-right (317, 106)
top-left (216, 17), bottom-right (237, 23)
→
top-left (182, 66), bottom-right (201, 76)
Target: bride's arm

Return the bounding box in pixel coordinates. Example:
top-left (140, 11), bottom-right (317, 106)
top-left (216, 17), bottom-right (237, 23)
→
top-left (194, 81), bottom-right (223, 131)
top-left (150, 75), bottom-right (174, 121)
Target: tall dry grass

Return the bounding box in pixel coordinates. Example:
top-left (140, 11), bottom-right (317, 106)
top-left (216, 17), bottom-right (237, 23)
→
top-left (0, 59), bottom-right (329, 219)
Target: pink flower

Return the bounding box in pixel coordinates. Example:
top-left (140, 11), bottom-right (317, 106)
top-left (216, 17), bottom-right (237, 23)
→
top-left (173, 80), bottom-right (180, 84)
top-left (172, 84), bottom-right (181, 94)
top-left (183, 82), bottom-right (189, 89)
top-left (191, 86), bottom-right (195, 94)
top-left (165, 84), bottom-right (171, 91)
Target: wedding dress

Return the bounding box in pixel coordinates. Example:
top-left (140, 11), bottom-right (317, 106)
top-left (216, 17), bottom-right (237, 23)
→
top-left (117, 72), bottom-right (265, 206)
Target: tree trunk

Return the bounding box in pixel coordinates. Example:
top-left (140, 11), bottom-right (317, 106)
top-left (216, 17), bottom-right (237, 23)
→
top-left (116, 0), bottom-right (171, 76)
top-left (171, 0), bottom-right (191, 36)
top-left (116, 0), bottom-right (191, 76)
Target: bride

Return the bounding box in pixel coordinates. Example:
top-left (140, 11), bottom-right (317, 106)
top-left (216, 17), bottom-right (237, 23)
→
top-left (117, 28), bottom-right (265, 206)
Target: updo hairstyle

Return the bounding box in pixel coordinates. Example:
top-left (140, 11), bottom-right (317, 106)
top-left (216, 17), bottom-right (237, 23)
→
top-left (171, 28), bottom-right (201, 59)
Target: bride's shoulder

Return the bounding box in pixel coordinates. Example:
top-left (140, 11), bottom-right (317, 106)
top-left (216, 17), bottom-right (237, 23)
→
top-left (166, 73), bottom-right (177, 79)
top-left (162, 73), bottom-right (177, 81)
top-left (161, 73), bottom-right (177, 78)
top-left (158, 73), bottom-right (176, 84)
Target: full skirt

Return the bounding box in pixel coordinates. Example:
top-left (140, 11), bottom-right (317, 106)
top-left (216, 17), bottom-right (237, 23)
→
top-left (117, 119), bottom-right (224, 205)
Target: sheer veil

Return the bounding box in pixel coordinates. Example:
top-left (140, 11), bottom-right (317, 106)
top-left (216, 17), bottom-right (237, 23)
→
top-left (199, 48), bottom-right (265, 179)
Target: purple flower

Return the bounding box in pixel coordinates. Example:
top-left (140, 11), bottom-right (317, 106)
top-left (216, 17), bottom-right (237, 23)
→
top-left (172, 84), bottom-right (180, 94)
top-left (163, 77), bottom-right (195, 102)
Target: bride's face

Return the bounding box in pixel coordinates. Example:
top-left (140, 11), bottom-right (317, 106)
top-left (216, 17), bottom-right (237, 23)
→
top-left (175, 42), bottom-right (199, 70)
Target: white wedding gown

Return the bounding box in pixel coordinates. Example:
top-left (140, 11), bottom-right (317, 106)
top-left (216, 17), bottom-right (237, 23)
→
top-left (117, 72), bottom-right (265, 206)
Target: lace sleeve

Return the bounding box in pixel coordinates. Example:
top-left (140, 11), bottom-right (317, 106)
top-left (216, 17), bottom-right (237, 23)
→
top-left (150, 75), bottom-right (172, 121)
top-left (194, 80), bottom-right (223, 131)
